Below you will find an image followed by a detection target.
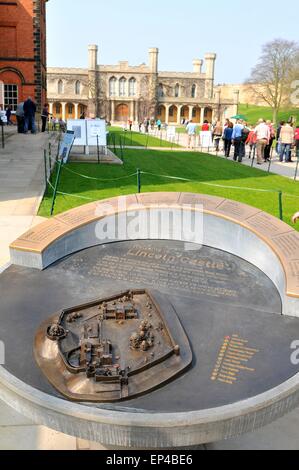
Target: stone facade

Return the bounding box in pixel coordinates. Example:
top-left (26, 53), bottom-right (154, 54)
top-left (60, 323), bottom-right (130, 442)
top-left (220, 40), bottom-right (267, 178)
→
top-left (47, 45), bottom-right (239, 124)
top-left (0, 0), bottom-right (48, 112)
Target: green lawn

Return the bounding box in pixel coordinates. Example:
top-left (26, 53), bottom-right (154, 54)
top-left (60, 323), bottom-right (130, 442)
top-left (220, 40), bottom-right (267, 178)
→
top-left (108, 126), bottom-right (180, 148)
top-left (39, 149), bottom-right (299, 231)
top-left (238, 104), bottom-right (299, 125)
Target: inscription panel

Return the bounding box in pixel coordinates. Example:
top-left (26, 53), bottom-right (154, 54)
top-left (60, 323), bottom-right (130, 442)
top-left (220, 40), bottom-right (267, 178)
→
top-left (216, 200), bottom-right (260, 221)
top-left (246, 213), bottom-right (292, 237)
top-left (272, 232), bottom-right (299, 259)
top-left (179, 193), bottom-right (225, 210)
top-left (62, 241), bottom-right (282, 312)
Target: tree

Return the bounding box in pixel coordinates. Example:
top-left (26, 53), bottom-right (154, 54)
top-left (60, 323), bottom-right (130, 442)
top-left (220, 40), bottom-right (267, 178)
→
top-left (246, 39), bottom-right (299, 124)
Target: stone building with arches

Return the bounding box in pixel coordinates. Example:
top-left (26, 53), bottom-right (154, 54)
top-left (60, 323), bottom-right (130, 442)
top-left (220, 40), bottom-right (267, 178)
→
top-left (47, 45), bottom-right (239, 125)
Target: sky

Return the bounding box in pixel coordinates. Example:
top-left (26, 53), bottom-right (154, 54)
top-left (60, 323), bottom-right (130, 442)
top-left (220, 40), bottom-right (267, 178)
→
top-left (46, 0), bottom-right (298, 84)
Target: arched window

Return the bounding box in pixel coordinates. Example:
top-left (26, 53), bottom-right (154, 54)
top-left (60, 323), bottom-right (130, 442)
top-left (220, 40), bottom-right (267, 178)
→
top-left (158, 83), bottom-right (164, 98)
top-left (119, 77), bottom-right (127, 97)
top-left (58, 80), bottom-right (63, 94)
top-left (174, 83), bottom-right (180, 98)
top-left (129, 77), bottom-right (136, 96)
top-left (109, 77), bottom-right (117, 96)
top-left (191, 84), bottom-right (196, 98)
top-left (75, 80), bottom-right (80, 95)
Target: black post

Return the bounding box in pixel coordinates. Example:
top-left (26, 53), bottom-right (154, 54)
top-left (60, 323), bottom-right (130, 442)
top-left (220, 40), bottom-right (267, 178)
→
top-left (56, 132), bottom-right (61, 162)
top-left (44, 149), bottom-right (48, 189)
top-left (120, 135), bottom-right (124, 162)
top-left (97, 135), bottom-right (100, 164)
top-left (278, 191), bottom-right (283, 221)
top-left (50, 159), bottom-right (63, 216)
top-left (137, 168), bottom-right (141, 193)
top-left (1, 123), bottom-right (4, 149)
top-left (294, 158), bottom-right (299, 182)
top-left (251, 146), bottom-right (256, 168)
top-left (268, 147), bottom-right (274, 173)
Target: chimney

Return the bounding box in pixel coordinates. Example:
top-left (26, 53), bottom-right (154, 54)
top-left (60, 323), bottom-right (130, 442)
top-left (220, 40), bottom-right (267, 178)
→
top-left (88, 44), bottom-right (98, 71)
top-left (149, 47), bottom-right (159, 74)
top-left (193, 59), bottom-right (203, 74)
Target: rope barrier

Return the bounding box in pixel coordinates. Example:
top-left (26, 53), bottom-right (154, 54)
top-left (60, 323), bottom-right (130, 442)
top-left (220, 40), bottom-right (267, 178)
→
top-left (140, 171), bottom-right (280, 194)
top-left (48, 154), bottom-right (137, 182)
top-left (47, 179), bottom-right (94, 200)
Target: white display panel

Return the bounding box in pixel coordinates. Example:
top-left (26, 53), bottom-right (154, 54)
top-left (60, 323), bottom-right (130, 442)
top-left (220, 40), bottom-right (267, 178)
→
top-left (87, 119), bottom-right (107, 146)
top-left (67, 119), bottom-right (87, 146)
top-left (200, 131), bottom-right (213, 148)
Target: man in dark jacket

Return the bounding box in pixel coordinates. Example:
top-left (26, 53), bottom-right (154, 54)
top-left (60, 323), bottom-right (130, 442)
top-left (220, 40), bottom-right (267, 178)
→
top-left (23, 97), bottom-right (37, 134)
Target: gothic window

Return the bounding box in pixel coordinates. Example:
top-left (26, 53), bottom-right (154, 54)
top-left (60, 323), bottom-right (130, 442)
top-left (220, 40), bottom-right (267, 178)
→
top-left (58, 80), bottom-right (63, 94)
top-left (158, 83), bottom-right (164, 98)
top-left (109, 77), bottom-right (117, 96)
top-left (119, 77), bottom-right (127, 97)
top-left (174, 84), bottom-right (180, 98)
top-left (129, 78), bottom-right (136, 96)
top-left (75, 80), bottom-right (80, 95)
top-left (191, 84), bottom-right (196, 98)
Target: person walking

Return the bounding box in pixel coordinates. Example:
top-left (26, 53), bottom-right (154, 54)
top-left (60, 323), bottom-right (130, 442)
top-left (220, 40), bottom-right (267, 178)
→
top-left (15, 102), bottom-right (25, 133)
top-left (156, 119), bottom-right (162, 131)
top-left (23, 97), bottom-right (37, 134)
top-left (245, 126), bottom-right (257, 159)
top-left (264, 120), bottom-right (275, 161)
top-left (276, 121), bottom-right (285, 156)
top-left (254, 119), bottom-right (270, 165)
top-left (202, 120), bottom-right (210, 131)
top-left (223, 122), bottom-right (233, 157)
top-left (5, 106), bottom-right (13, 125)
top-left (186, 120), bottom-right (197, 149)
top-left (41, 103), bottom-right (50, 132)
top-left (212, 120), bottom-right (223, 152)
top-left (232, 119), bottom-right (245, 162)
top-left (279, 122), bottom-right (294, 163)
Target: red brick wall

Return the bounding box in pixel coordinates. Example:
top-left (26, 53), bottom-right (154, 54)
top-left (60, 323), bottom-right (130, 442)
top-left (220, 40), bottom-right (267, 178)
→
top-left (0, 0), bottom-right (48, 111)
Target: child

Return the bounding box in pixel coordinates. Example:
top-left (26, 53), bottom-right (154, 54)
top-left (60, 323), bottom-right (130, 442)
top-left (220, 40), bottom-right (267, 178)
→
top-left (246, 127), bottom-right (257, 159)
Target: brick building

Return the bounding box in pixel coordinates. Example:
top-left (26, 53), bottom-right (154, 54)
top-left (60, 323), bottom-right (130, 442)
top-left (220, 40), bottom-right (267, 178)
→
top-left (0, 0), bottom-right (48, 113)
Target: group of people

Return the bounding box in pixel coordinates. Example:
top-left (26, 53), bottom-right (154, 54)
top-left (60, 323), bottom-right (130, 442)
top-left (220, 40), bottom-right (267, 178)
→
top-left (1, 97), bottom-right (52, 134)
top-left (185, 117), bottom-right (299, 164)
top-left (222, 118), bottom-right (299, 164)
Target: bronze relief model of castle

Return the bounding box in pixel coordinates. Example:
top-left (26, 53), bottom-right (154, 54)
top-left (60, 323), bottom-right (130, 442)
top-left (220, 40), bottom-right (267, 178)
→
top-left (34, 289), bottom-right (192, 402)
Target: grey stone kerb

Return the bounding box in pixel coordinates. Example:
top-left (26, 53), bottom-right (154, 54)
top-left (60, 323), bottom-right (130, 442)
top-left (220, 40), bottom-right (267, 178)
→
top-left (2, 192), bottom-right (299, 447)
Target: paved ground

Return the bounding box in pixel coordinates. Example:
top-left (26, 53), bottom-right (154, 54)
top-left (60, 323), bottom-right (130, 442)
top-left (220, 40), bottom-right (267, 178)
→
top-left (0, 128), bottom-right (51, 265)
top-left (0, 127), bottom-right (299, 450)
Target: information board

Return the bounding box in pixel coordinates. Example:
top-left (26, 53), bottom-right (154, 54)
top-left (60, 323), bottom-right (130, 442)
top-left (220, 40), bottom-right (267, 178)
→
top-left (87, 119), bottom-right (107, 146)
top-left (67, 119), bottom-right (87, 146)
top-left (200, 131), bottom-right (213, 148)
top-left (59, 130), bottom-right (75, 163)
top-left (167, 126), bottom-right (176, 140)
